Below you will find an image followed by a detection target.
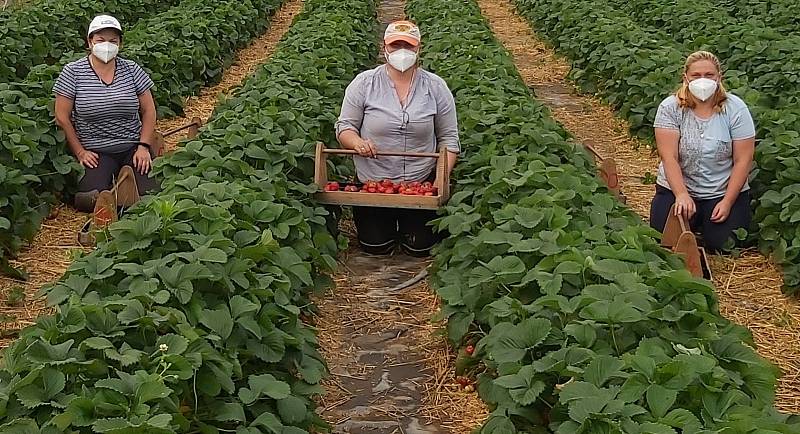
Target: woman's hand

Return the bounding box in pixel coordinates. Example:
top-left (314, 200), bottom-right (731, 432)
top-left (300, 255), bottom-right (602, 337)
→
top-left (133, 145), bottom-right (152, 175)
top-left (710, 199), bottom-right (732, 223)
top-left (77, 149), bottom-right (99, 169)
top-left (674, 193), bottom-right (696, 219)
top-left (355, 138), bottom-right (378, 158)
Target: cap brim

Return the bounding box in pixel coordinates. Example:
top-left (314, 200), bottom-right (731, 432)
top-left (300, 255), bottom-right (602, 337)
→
top-left (384, 35), bottom-right (419, 46)
top-left (88, 26), bottom-right (122, 37)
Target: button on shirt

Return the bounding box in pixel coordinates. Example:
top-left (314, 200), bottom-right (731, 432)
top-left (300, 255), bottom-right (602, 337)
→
top-left (335, 65), bottom-right (460, 183)
top-left (654, 94), bottom-right (755, 199)
top-left (54, 56), bottom-right (154, 154)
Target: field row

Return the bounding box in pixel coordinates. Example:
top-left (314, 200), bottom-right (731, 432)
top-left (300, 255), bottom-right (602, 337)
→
top-left (0, 0), bottom-right (376, 431)
top-left (513, 0), bottom-right (800, 293)
top-left (1, 0), bottom-right (284, 278)
top-left (408, 0), bottom-right (800, 431)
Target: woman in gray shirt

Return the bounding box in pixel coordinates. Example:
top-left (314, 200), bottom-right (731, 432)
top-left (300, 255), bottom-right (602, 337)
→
top-left (54, 15), bottom-right (158, 212)
top-left (650, 51), bottom-right (756, 252)
top-left (335, 20), bottom-right (460, 257)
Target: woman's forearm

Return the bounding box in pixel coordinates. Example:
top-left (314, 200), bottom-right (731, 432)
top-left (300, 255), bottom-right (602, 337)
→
top-left (139, 108), bottom-right (156, 146)
top-left (662, 158), bottom-right (690, 197)
top-left (446, 151), bottom-right (457, 175)
top-left (722, 159), bottom-right (751, 204)
top-left (56, 116), bottom-right (85, 157)
top-left (337, 130), bottom-right (363, 150)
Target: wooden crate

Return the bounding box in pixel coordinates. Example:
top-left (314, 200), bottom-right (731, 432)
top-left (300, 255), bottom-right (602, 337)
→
top-left (661, 204), bottom-right (711, 279)
top-left (313, 142), bottom-right (450, 210)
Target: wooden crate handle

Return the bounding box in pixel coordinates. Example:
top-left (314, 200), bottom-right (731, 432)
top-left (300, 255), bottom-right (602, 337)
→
top-left (675, 232), bottom-right (703, 277)
top-left (436, 146), bottom-right (450, 200)
top-left (662, 204), bottom-right (685, 248)
top-left (163, 117), bottom-right (203, 138)
top-left (583, 141), bottom-right (604, 161)
top-left (314, 142), bottom-right (328, 188)
top-left (323, 148), bottom-right (441, 158)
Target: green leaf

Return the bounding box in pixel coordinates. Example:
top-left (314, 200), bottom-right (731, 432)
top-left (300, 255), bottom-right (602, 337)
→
top-left (584, 355), bottom-right (625, 387)
top-left (638, 422), bottom-right (677, 434)
top-left (277, 396), bottom-right (307, 425)
top-left (16, 368), bottom-right (65, 409)
top-left (156, 334), bottom-right (190, 355)
top-left (251, 411), bottom-right (283, 432)
top-left (65, 397), bottom-right (96, 427)
top-left (564, 323), bottom-right (597, 347)
top-left (646, 384), bottom-right (677, 419)
top-left (239, 374), bottom-right (291, 405)
top-left (104, 345), bottom-right (144, 367)
top-left (493, 365), bottom-right (546, 405)
top-left (135, 374), bottom-right (172, 404)
top-left (200, 306), bottom-right (234, 339)
top-left (480, 415), bottom-right (516, 434)
top-left (484, 317), bottom-right (551, 363)
top-left (215, 402), bottom-right (246, 422)
top-left (81, 337), bottom-right (114, 351)
top-left (230, 295), bottom-right (260, 318)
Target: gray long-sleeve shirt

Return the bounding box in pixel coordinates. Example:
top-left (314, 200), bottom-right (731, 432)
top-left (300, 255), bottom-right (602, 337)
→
top-left (335, 65), bottom-right (460, 183)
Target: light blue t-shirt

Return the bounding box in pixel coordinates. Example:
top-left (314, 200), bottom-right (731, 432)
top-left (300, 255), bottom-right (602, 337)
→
top-left (654, 94), bottom-right (755, 200)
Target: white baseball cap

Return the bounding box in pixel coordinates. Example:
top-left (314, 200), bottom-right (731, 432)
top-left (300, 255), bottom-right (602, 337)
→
top-left (384, 20), bottom-right (421, 46)
top-left (87, 15), bottom-right (122, 38)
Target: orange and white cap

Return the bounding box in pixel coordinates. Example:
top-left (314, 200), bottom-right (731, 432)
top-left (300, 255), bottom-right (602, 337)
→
top-left (384, 20), bottom-right (421, 47)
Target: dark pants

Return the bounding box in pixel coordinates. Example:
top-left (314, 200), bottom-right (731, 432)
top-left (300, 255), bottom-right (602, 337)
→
top-left (649, 185), bottom-right (751, 252)
top-left (75, 147), bottom-right (159, 212)
top-left (353, 206), bottom-right (443, 257)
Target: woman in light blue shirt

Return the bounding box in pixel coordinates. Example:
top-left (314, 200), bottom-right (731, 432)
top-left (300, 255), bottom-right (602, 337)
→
top-left (650, 51), bottom-right (756, 252)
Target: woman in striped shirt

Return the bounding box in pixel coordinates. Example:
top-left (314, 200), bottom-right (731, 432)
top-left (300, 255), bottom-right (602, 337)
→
top-left (54, 15), bottom-right (158, 212)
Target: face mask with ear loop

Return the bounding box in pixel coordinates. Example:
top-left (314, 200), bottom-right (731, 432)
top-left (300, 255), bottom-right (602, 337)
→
top-left (91, 41), bottom-right (119, 63)
top-left (688, 77), bottom-right (718, 102)
top-left (385, 48), bottom-right (417, 72)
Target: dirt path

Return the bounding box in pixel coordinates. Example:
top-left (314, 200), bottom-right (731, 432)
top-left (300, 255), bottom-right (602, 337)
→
top-left (476, 0), bottom-right (800, 413)
top-left (316, 246), bottom-right (487, 433)
top-left (313, 1), bottom-right (488, 432)
top-left (0, 0), bottom-right (304, 347)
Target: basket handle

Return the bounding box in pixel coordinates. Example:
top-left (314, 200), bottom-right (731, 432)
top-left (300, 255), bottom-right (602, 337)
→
top-left (322, 148), bottom-right (440, 158)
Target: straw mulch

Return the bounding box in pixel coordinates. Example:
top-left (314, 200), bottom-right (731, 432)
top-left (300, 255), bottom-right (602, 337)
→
top-left (412, 281), bottom-right (491, 432)
top-left (0, 206), bottom-right (89, 348)
top-left (478, 0), bottom-right (800, 414)
top-left (0, 0), bottom-right (304, 347)
top-left (156, 0), bottom-right (304, 150)
top-left (711, 252), bottom-right (800, 413)
top-left (314, 232), bottom-right (488, 432)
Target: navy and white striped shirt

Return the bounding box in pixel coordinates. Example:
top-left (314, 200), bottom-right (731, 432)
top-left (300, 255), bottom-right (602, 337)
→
top-left (54, 56), bottom-right (154, 153)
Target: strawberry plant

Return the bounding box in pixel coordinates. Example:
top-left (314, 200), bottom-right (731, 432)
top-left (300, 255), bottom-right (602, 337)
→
top-left (0, 0), bottom-right (181, 83)
top-left (714, 0), bottom-right (800, 33)
top-left (0, 0), bottom-right (285, 277)
top-left (513, 0), bottom-right (800, 293)
top-left (407, 0), bottom-right (800, 431)
top-left (0, 0), bottom-right (378, 431)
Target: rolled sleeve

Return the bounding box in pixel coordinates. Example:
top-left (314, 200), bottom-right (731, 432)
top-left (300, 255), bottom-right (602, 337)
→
top-left (433, 79), bottom-right (461, 154)
top-left (730, 107), bottom-right (756, 140)
top-left (53, 64), bottom-right (77, 99)
top-left (131, 62), bottom-right (154, 96)
top-left (653, 97), bottom-right (681, 130)
top-left (335, 73), bottom-right (368, 138)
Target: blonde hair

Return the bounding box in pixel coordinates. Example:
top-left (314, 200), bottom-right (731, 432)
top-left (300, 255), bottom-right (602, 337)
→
top-left (675, 51), bottom-right (727, 112)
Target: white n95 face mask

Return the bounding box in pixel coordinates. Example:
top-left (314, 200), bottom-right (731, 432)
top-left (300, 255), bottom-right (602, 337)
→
top-left (92, 42), bottom-right (119, 63)
top-left (688, 77), bottom-right (718, 102)
top-left (385, 49), bottom-right (417, 72)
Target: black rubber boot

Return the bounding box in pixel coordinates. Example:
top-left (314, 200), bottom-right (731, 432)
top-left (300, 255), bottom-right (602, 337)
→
top-left (74, 190), bottom-right (100, 213)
